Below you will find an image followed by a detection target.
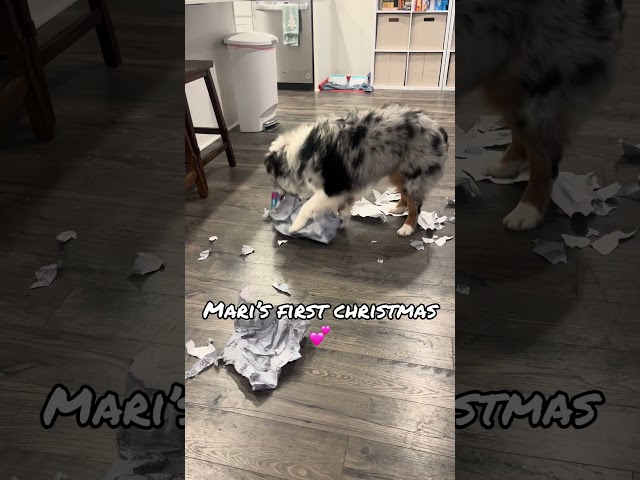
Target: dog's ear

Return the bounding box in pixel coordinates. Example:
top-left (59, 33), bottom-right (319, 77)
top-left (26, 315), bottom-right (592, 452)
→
top-left (264, 152), bottom-right (275, 175)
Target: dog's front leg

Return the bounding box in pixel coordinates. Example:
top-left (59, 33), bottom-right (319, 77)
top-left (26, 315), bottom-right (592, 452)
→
top-left (289, 190), bottom-right (343, 234)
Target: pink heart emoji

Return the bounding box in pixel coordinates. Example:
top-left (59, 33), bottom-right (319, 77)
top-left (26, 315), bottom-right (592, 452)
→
top-left (309, 332), bottom-right (324, 346)
top-left (321, 325), bottom-right (331, 334)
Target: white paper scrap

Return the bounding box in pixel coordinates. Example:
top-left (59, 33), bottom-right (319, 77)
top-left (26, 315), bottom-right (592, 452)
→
top-left (446, 197), bottom-right (455, 206)
top-left (551, 172), bottom-right (601, 217)
top-left (417, 211), bottom-right (439, 230)
top-left (617, 183), bottom-right (640, 197)
top-left (588, 228), bottom-right (600, 237)
top-left (371, 240), bottom-right (378, 243)
top-left (410, 240), bottom-right (425, 251)
top-left (240, 245), bottom-right (254, 256)
top-left (532, 239), bottom-right (567, 264)
top-left (209, 236), bottom-right (218, 242)
top-left (619, 138), bottom-right (640, 157)
top-left (277, 240), bottom-right (288, 246)
top-left (185, 352), bottom-right (219, 379)
top-left (596, 182), bottom-right (621, 200)
top-left (377, 258), bottom-right (384, 264)
top-left (456, 283), bottom-right (470, 295)
top-left (593, 201), bottom-right (616, 216)
top-left (590, 229), bottom-right (637, 255)
top-left (263, 208), bottom-right (270, 219)
top-left (56, 230), bottom-right (77, 243)
top-left (30, 263), bottom-right (59, 289)
top-left (422, 236), bottom-right (437, 244)
top-left (198, 250), bottom-right (210, 261)
top-left (435, 235), bottom-right (454, 246)
top-left (350, 198), bottom-right (388, 222)
top-left (133, 253), bottom-right (164, 275)
top-left (372, 188), bottom-right (401, 205)
top-left (561, 234), bottom-right (592, 249)
top-left (272, 282), bottom-right (291, 295)
top-left (186, 339), bottom-right (216, 359)
top-left (456, 150), bottom-right (529, 184)
top-left (475, 115), bottom-right (506, 133)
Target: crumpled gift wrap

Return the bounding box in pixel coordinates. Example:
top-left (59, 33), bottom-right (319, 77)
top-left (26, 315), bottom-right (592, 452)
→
top-left (222, 286), bottom-right (310, 391)
top-left (265, 194), bottom-right (343, 244)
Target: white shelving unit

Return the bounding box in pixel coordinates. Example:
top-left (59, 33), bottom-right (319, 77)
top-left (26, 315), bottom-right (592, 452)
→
top-left (371, 0), bottom-right (455, 91)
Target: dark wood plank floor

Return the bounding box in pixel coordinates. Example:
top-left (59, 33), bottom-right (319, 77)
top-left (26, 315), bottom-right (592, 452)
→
top-left (185, 91), bottom-right (456, 479)
top-left (0, 1), bottom-right (184, 478)
top-left (455, 2), bottom-right (640, 478)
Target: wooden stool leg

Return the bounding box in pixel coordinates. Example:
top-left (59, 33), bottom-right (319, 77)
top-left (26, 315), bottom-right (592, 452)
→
top-left (185, 131), bottom-right (208, 198)
top-left (204, 69), bottom-right (236, 167)
top-left (88, 0), bottom-right (122, 67)
top-left (185, 99), bottom-right (209, 198)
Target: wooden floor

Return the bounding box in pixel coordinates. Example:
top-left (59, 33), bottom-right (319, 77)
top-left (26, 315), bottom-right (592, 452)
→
top-left (185, 91), bottom-right (456, 479)
top-left (0, 1), bottom-right (184, 478)
top-left (455, 2), bottom-right (640, 478)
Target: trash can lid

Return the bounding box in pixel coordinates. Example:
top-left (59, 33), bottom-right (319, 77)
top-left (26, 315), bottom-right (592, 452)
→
top-left (224, 32), bottom-right (278, 47)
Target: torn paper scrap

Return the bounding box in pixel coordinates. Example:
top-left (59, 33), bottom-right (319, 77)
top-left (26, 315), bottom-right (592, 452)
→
top-left (239, 284), bottom-right (253, 303)
top-left (593, 201), bottom-right (616, 216)
top-left (590, 229), bottom-right (637, 255)
top-left (410, 240), bottom-right (425, 251)
top-left (447, 215), bottom-right (455, 223)
top-left (209, 236), bottom-right (218, 242)
top-left (240, 245), bottom-right (254, 256)
top-left (417, 211), bottom-right (444, 231)
top-left (435, 235), bottom-right (454, 246)
top-left (372, 187), bottom-right (401, 205)
top-left (263, 208), bottom-right (270, 219)
top-left (185, 352), bottom-right (219, 379)
top-left (268, 194), bottom-right (344, 244)
top-left (551, 172), bottom-right (601, 217)
top-left (377, 258), bottom-right (384, 264)
top-left (456, 283), bottom-right (470, 295)
top-left (30, 263), bottom-right (59, 289)
top-left (617, 183), bottom-right (640, 197)
top-left (561, 234), bottom-right (592, 249)
top-left (277, 240), bottom-right (288, 246)
top-left (596, 182), bottom-right (621, 200)
top-left (56, 230), bottom-right (77, 243)
top-left (198, 250), bottom-right (210, 261)
top-left (588, 228), bottom-right (600, 237)
top-left (475, 115), bottom-right (506, 133)
top-left (422, 236), bottom-right (437, 244)
top-left (222, 287), bottom-right (310, 390)
top-left (456, 150), bottom-right (529, 184)
top-left (186, 339), bottom-right (216, 359)
top-left (619, 138), bottom-right (640, 157)
top-left (532, 239), bottom-right (567, 264)
top-left (379, 202), bottom-right (408, 217)
top-left (446, 197), bottom-right (455, 206)
top-left (371, 240), bottom-right (378, 243)
top-left (351, 198), bottom-right (388, 222)
top-left (456, 174), bottom-right (481, 197)
top-left (272, 282), bottom-right (291, 295)
top-left (133, 253), bottom-right (164, 275)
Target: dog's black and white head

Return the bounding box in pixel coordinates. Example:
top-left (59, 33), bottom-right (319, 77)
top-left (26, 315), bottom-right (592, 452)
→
top-left (264, 125), bottom-right (318, 198)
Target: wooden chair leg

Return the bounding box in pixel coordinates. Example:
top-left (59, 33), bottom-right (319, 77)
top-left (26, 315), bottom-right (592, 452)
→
top-left (204, 69), bottom-right (236, 167)
top-left (88, 0), bottom-right (121, 67)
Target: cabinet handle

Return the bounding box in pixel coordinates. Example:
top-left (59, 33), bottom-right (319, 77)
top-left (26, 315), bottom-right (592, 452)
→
top-left (389, 18), bottom-right (399, 22)
top-left (424, 17), bottom-right (435, 22)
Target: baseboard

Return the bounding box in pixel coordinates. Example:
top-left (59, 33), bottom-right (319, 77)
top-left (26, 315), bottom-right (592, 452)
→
top-left (278, 82), bottom-right (315, 91)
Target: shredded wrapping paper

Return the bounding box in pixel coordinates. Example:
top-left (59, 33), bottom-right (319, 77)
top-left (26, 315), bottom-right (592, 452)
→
top-left (222, 286), bottom-right (310, 391)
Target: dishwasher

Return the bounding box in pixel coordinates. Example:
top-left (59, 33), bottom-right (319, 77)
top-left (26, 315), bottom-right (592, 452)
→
top-left (252, 0), bottom-right (314, 90)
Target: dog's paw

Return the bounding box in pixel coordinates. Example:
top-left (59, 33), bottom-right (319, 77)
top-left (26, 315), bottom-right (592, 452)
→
top-left (289, 218), bottom-right (306, 234)
top-left (388, 204), bottom-right (407, 215)
top-left (338, 217), bottom-right (350, 229)
top-left (397, 224), bottom-right (415, 236)
top-left (503, 202), bottom-right (543, 231)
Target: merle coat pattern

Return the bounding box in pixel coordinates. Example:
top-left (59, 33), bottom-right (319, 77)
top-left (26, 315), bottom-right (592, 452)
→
top-left (264, 104), bottom-right (449, 236)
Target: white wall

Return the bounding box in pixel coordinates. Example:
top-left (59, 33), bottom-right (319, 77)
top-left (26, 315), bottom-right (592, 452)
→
top-left (185, 3), bottom-right (238, 149)
top-left (313, 0), bottom-right (332, 84)
top-left (328, 0), bottom-right (375, 76)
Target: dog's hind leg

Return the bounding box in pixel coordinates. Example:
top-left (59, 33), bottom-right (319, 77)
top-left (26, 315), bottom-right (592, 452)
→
top-left (289, 189), bottom-right (345, 234)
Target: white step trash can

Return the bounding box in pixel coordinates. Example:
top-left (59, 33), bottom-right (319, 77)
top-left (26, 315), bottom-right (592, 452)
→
top-left (224, 32), bottom-right (279, 133)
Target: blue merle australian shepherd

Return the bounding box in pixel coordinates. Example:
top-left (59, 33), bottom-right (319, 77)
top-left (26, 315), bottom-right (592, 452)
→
top-left (264, 104), bottom-right (449, 236)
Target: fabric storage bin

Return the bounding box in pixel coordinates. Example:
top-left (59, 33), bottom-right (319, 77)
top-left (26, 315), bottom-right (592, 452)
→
top-left (374, 52), bottom-right (407, 87)
top-left (409, 13), bottom-right (447, 51)
top-left (376, 14), bottom-right (411, 51)
top-left (406, 53), bottom-right (442, 87)
top-left (446, 52), bottom-right (455, 87)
